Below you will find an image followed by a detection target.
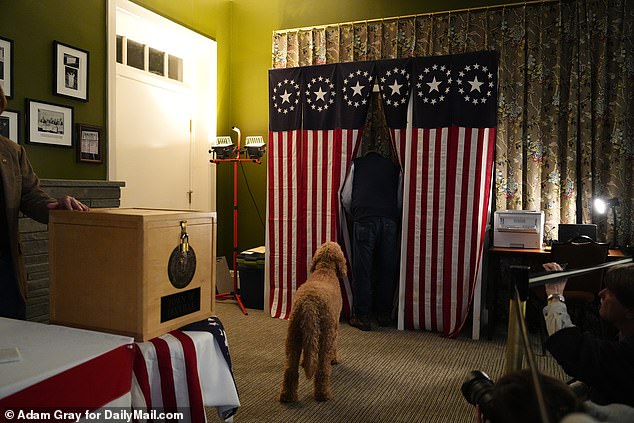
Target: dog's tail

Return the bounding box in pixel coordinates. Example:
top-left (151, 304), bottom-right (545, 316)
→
top-left (298, 297), bottom-right (322, 380)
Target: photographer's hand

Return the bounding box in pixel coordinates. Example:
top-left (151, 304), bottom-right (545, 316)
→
top-left (543, 262), bottom-right (567, 297)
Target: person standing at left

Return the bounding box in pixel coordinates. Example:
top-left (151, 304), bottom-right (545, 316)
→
top-left (0, 85), bottom-right (89, 319)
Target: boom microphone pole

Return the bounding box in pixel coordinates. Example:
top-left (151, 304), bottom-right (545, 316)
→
top-left (506, 265), bottom-right (550, 423)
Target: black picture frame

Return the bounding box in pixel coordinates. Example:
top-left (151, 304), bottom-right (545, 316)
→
top-left (0, 36), bottom-right (14, 99)
top-left (53, 41), bottom-right (89, 102)
top-left (76, 123), bottom-right (103, 163)
top-left (25, 98), bottom-right (74, 147)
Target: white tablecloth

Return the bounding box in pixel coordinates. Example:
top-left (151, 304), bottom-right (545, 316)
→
top-left (0, 317), bottom-right (240, 422)
top-left (0, 318), bottom-right (134, 412)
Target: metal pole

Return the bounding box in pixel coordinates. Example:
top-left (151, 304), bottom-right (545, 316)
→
top-left (611, 204), bottom-right (618, 248)
top-left (503, 265), bottom-right (528, 374)
top-left (504, 265), bottom-right (550, 423)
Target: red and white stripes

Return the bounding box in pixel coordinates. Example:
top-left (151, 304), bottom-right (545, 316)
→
top-left (267, 129), bottom-right (360, 319)
top-left (132, 330), bottom-right (239, 423)
top-left (398, 126), bottom-right (495, 336)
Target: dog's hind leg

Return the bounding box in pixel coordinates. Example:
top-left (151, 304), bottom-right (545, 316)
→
top-left (313, 325), bottom-right (335, 401)
top-left (331, 321), bottom-right (341, 365)
top-left (280, 319), bottom-right (302, 402)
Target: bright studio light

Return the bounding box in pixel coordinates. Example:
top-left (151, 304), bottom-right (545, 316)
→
top-left (594, 197), bottom-right (620, 215)
top-left (594, 198), bottom-right (607, 215)
top-left (593, 197), bottom-right (621, 248)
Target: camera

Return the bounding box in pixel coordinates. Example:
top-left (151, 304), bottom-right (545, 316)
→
top-left (461, 370), bottom-right (495, 418)
top-left (461, 369), bottom-right (588, 423)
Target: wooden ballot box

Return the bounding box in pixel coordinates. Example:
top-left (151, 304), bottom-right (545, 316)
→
top-left (49, 208), bottom-right (216, 341)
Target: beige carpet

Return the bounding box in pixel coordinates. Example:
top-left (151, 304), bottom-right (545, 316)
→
top-left (207, 301), bottom-right (566, 423)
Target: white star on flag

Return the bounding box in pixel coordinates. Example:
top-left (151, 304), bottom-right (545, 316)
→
top-left (280, 89), bottom-right (291, 104)
top-left (341, 67), bottom-right (373, 107)
top-left (389, 79), bottom-right (403, 95)
top-left (459, 61), bottom-right (495, 105)
top-left (379, 66), bottom-right (409, 108)
top-left (307, 76), bottom-right (336, 112)
top-left (314, 87), bottom-right (327, 102)
top-left (427, 76), bottom-right (441, 93)
top-left (468, 76), bottom-right (484, 92)
top-left (272, 79), bottom-right (300, 114)
top-left (416, 63), bottom-right (450, 105)
top-left (351, 81), bottom-right (365, 96)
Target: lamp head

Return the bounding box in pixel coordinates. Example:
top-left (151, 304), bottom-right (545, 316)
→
top-left (594, 197), bottom-right (620, 215)
top-left (244, 136), bottom-right (266, 159)
top-left (210, 135), bottom-right (236, 159)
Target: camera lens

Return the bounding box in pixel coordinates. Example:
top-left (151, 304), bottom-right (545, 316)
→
top-left (461, 370), bottom-right (495, 406)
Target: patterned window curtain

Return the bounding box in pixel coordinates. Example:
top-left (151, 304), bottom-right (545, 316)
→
top-left (272, 0), bottom-right (634, 247)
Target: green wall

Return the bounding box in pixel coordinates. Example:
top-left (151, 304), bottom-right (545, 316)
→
top-left (0, 0), bottom-right (510, 264)
top-left (0, 0), bottom-right (107, 179)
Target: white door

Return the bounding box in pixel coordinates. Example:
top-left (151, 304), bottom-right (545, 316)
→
top-left (107, 0), bottom-right (216, 211)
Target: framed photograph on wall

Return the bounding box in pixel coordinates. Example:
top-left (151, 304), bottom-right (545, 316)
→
top-left (26, 98), bottom-right (73, 147)
top-left (76, 123), bottom-right (103, 163)
top-left (0, 109), bottom-right (19, 143)
top-left (53, 41), bottom-right (89, 101)
top-left (0, 36), bottom-right (13, 98)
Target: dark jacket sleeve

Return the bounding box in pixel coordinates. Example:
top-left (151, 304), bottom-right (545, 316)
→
top-left (546, 327), bottom-right (634, 406)
top-left (18, 143), bottom-right (53, 224)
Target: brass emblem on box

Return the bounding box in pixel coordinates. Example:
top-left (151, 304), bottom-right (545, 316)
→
top-left (167, 221), bottom-right (197, 289)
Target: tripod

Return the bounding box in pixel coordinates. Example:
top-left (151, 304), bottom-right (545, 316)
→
top-left (211, 127), bottom-right (262, 316)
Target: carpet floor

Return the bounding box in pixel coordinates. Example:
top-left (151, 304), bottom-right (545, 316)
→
top-left (207, 301), bottom-right (566, 423)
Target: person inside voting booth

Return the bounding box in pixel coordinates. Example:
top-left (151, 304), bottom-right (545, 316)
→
top-left (0, 85), bottom-right (89, 320)
top-left (542, 262), bottom-right (634, 407)
top-left (341, 94), bottom-right (402, 331)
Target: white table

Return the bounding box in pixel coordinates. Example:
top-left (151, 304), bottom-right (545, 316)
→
top-left (1, 317), bottom-right (240, 422)
top-left (0, 318), bottom-right (134, 412)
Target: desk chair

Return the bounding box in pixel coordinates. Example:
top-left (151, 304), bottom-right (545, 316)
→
top-left (533, 235), bottom-right (609, 352)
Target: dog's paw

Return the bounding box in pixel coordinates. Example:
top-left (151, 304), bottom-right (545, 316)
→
top-left (279, 392), bottom-right (298, 403)
top-left (314, 391), bottom-right (332, 402)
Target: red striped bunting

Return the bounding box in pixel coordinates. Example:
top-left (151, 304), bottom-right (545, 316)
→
top-left (266, 128), bottom-right (359, 320)
top-left (169, 331), bottom-right (205, 423)
top-left (398, 126), bottom-right (495, 336)
top-left (149, 337), bottom-right (177, 414)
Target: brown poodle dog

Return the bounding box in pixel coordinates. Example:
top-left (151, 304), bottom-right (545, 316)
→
top-left (279, 241), bottom-right (347, 402)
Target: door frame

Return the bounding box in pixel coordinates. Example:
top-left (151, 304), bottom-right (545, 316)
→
top-left (106, 0), bottom-right (217, 210)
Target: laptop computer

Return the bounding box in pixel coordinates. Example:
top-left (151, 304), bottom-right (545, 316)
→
top-left (557, 223), bottom-right (597, 242)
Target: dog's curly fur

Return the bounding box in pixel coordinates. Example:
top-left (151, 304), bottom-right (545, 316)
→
top-left (279, 241), bottom-right (347, 402)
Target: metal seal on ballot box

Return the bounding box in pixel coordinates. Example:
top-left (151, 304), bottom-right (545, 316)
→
top-left (167, 221), bottom-right (197, 288)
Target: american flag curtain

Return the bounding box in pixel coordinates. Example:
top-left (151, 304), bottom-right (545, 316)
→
top-left (267, 51), bottom-right (498, 336)
top-left (396, 51), bottom-right (498, 336)
top-left (267, 62), bottom-right (374, 319)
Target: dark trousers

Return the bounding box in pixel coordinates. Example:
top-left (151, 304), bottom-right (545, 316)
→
top-left (352, 216), bottom-right (399, 317)
top-left (0, 253), bottom-right (26, 320)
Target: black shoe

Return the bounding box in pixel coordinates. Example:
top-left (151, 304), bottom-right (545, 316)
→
top-left (377, 312), bottom-right (394, 327)
top-left (349, 315), bottom-right (371, 331)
